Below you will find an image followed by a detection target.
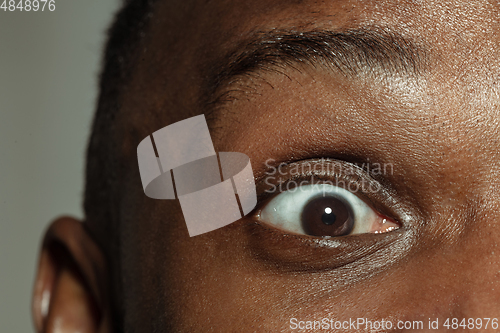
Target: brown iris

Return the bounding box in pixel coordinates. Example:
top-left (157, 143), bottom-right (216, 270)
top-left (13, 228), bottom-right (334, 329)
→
top-left (301, 197), bottom-right (354, 237)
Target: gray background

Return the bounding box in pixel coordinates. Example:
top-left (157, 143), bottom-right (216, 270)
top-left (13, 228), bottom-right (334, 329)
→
top-left (0, 1), bottom-right (120, 330)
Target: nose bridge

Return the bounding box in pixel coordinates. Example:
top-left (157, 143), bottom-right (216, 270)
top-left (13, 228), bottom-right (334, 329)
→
top-left (408, 191), bottom-right (500, 320)
top-left (442, 200), bottom-right (500, 320)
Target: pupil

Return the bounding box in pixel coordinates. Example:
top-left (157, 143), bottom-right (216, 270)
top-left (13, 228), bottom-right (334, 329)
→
top-left (321, 208), bottom-right (337, 225)
top-left (301, 196), bottom-right (353, 237)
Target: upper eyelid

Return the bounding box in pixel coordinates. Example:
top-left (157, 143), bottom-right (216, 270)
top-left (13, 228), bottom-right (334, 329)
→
top-left (255, 159), bottom-right (380, 200)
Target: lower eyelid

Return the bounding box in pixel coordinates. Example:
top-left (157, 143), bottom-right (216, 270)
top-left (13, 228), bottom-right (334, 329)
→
top-left (244, 220), bottom-right (405, 273)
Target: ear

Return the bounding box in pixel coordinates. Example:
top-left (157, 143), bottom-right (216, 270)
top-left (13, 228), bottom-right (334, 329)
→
top-left (32, 217), bottom-right (112, 333)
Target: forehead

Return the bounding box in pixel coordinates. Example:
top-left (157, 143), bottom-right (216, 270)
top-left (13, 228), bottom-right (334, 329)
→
top-left (125, 0), bottom-right (500, 120)
top-left (146, 0), bottom-right (500, 63)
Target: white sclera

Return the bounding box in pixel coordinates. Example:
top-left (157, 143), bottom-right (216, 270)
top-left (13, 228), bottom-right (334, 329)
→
top-left (258, 184), bottom-right (378, 235)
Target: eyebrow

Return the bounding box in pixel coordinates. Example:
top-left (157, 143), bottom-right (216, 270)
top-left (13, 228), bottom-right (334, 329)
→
top-left (202, 27), bottom-right (427, 108)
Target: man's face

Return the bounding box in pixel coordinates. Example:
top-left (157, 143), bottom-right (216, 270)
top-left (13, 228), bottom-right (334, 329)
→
top-left (118, 0), bottom-right (500, 331)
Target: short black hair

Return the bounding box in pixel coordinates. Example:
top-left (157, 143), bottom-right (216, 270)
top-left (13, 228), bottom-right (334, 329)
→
top-left (84, 0), bottom-right (158, 328)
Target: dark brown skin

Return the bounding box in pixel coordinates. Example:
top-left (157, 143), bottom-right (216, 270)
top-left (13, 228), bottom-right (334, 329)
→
top-left (33, 1), bottom-right (500, 332)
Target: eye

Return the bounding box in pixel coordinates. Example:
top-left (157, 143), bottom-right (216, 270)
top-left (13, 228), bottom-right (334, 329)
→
top-left (256, 183), bottom-right (399, 238)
